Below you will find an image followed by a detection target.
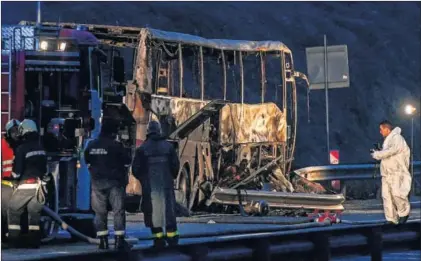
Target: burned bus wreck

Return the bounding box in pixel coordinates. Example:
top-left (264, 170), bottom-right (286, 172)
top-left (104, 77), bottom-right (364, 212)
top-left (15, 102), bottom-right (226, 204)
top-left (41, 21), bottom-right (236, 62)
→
top-left (20, 22), bottom-right (344, 213)
top-left (126, 28), bottom-right (344, 212)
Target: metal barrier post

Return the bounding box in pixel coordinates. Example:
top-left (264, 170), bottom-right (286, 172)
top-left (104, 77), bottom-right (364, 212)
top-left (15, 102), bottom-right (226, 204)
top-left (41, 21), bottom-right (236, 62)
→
top-left (252, 239), bottom-right (271, 261)
top-left (312, 232), bottom-right (331, 261)
top-left (188, 245), bottom-right (209, 261)
top-left (367, 227), bottom-right (383, 261)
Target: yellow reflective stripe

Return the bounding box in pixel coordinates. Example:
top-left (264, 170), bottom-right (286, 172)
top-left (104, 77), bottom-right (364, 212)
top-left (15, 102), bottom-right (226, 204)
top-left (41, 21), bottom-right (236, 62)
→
top-left (114, 230), bottom-right (125, 236)
top-left (97, 230), bottom-right (109, 236)
top-left (8, 225), bottom-right (21, 230)
top-left (29, 225), bottom-right (40, 231)
top-left (1, 180), bottom-right (14, 187)
top-left (166, 231), bottom-right (179, 238)
top-left (153, 232), bottom-right (164, 238)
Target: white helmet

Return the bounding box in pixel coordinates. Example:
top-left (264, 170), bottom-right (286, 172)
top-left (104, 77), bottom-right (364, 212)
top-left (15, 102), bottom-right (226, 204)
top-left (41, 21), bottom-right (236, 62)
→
top-left (19, 119), bottom-right (38, 136)
top-left (5, 119), bottom-right (21, 135)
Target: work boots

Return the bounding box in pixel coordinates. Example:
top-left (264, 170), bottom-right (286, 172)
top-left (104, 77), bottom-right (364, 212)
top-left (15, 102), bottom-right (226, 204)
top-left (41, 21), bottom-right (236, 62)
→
top-left (166, 230), bottom-right (179, 247)
top-left (166, 235), bottom-right (179, 247)
top-left (398, 215), bottom-right (409, 224)
top-left (115, 235), bottom-right (131, 251)
top-left (26, 231), bottom-right (41, 249)
top-left (99, 235), bottom-right (109, 250)
top-left (153, 238), bottom-right (166, 250)
top-left (7, 230), bottom-right (25, 248)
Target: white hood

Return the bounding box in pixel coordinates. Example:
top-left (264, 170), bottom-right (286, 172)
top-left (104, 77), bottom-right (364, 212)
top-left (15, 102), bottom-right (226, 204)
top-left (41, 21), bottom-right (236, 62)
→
top-left (391, 127), bottom-right (402, 136)
top-left (384, 127), bottom-right (402, 145)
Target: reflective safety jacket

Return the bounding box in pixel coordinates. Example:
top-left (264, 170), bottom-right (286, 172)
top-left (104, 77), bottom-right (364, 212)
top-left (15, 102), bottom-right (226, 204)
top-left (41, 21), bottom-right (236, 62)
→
top-left (1, 137), bottom-right (14, 179)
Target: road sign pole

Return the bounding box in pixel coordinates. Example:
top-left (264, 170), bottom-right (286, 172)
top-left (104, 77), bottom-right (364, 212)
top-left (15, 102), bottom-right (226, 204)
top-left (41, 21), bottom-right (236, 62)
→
top-left (411, 116), bottom-right (414, 195)
top-left (324, 35), bottom-right (330, 163)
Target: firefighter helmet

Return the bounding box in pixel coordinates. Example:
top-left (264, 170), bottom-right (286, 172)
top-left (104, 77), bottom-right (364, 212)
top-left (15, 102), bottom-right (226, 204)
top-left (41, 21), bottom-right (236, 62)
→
top-left (19, 119), bottom-right (38, 136)
top-left (147, 120), bottom-right (161, 135)
top-left (5, 119), bottom-right (21, 135)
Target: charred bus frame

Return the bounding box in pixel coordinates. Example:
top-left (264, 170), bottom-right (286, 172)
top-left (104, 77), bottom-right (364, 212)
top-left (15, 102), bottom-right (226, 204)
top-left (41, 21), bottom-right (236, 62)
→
top-left (18, 22), bottom-right (339, 213)
top-left (128, 28), bottom-right (307, 209)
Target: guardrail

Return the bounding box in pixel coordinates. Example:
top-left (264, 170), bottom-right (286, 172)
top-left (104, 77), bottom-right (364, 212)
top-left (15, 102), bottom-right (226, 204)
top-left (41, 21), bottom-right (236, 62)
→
top-left (10, 219), bottom-right (420, 261)
top-left (209, 187), bottom-right (345, 211)
top-left (294, 161), bottom-right (421, 182)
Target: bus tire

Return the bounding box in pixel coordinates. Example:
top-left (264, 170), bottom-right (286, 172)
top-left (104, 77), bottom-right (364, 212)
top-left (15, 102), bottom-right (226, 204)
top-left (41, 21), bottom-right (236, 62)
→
top-left (176, 165), bottom-right (191, 210)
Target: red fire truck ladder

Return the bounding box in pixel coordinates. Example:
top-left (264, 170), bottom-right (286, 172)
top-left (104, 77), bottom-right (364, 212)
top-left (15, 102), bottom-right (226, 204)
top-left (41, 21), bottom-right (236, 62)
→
top-left (1, 26), bottom-right (35, 133)
top-left (1, 40), bottom-right (14, 134)
top-left (1, 55), bottom-right (11, 134)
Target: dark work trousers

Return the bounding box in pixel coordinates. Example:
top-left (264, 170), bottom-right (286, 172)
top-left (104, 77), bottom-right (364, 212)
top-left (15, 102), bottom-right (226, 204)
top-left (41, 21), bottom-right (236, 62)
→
top-left (7, 184), bottom-right (43, 245)
top-left (91, 186), bottom-right (126, 237)
top-left (1, 181), bottom-right (15, 241)
top-left (145, 189), bottom-right (179, 246)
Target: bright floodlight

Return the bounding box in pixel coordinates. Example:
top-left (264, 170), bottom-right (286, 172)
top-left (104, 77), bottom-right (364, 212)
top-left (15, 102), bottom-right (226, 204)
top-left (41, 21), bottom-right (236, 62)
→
top-left (59, 42), bottom-right (66, 51)
top-left (405, 104), bottom-right (416, 115)
top-left (40, 41), bottom-right (48, 51)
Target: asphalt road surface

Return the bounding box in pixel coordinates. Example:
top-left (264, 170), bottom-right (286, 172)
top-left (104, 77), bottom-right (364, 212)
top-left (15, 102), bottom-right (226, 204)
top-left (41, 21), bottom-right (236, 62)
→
top-left (333, 250), bottom-right (421, 261)
top-left (2, 198), bottom-right (420, 261)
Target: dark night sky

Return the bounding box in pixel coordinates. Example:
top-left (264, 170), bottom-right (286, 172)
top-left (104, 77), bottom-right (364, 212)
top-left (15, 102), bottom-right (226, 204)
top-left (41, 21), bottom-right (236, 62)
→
top-left (2, 1), bottom-right (420, 167)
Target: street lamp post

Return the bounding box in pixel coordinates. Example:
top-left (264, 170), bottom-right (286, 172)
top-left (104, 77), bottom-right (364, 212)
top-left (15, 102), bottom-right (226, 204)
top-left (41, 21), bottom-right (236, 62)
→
top-left (405, 104), bottom-right (416, 195)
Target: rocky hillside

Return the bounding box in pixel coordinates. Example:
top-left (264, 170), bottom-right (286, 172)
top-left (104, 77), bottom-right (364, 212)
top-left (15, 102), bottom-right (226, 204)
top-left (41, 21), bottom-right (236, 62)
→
top-left (2, 1), bottom-right (420, 168)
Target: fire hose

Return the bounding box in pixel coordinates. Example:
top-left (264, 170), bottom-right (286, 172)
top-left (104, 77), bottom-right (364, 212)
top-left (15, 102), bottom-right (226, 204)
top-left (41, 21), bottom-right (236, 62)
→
top-left (42, 205), bottom-right (99, 244)
top-left (42, 202), bottom-right (329, 244)
top-left (42, 203), bottom-right (416, 246)
top-left (36, 182), bottom-right (414, 246)
top-left (36, 180), bottom-right (134, 246)
top-left (42, 205), bottom-right (136, 246)
top-left (136, 220), bottom-right (332, 240)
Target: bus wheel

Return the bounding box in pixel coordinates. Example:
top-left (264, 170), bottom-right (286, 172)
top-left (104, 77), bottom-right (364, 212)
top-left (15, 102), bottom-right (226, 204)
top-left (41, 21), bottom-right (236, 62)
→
top-left (176, 166), bottom-right (191, 210)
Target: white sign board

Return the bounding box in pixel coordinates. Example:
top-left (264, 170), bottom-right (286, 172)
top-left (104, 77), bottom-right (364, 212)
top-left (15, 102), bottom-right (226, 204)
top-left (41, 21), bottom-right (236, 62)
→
top-left (306, 45), bottom-right (350, 90)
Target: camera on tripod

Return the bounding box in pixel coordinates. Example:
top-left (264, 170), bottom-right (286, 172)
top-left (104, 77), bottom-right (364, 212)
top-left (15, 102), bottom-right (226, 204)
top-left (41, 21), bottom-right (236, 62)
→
top-left (370, 143), bottom-right (382, 153)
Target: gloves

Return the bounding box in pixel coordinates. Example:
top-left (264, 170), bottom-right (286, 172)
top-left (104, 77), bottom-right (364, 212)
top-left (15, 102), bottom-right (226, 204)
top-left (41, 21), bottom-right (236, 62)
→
top-left (371, 151), bottom-right (381, 160)
top-left (41, 173), bottom-right (53, 183)
top-left (11, 172), bottom-right (20, 179)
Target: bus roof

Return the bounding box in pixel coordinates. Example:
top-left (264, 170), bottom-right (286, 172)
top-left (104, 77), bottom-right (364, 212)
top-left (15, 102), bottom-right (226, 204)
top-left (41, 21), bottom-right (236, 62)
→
top-left (18, 21), bottom-right (291, 53)
top-left (143, 27), bottom-right (291, 53)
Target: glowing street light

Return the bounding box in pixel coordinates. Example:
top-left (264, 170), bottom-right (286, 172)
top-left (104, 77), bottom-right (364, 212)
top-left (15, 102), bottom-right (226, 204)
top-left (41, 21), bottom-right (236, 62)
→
top-left (404, 104), bottom-right (416, 196)
top-left (405, 104), bottom-right (416, 115)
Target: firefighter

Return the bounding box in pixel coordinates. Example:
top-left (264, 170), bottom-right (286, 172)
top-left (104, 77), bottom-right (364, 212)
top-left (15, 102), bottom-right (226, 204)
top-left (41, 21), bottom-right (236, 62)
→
top-left (7, 119), bottom-right (47, 248)
top-left (84, 118), bottom-right (131, 250)
top-left (1, 119), bottom-right (21, 243)
top-left (132, 120), bottom-right (180, 248)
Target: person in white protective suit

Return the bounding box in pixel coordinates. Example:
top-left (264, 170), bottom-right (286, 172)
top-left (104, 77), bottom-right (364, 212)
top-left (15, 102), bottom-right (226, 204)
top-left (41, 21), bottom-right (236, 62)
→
top-left (371, 120), bottom-right (411, 225)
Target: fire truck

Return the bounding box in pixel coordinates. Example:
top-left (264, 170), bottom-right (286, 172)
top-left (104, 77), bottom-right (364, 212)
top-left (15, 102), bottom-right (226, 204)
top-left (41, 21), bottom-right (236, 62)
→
top-left (1, 23), bottom-right (136, 238)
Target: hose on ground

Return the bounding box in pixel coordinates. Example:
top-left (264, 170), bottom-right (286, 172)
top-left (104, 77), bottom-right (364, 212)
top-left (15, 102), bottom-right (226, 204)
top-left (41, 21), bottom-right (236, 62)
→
top-left (340, 218), bottom-right (420, 225)
top-left (42, 205), bottom-right (138, 245)
top-left (40, 220), bottom-right (59, 244)
top-left (176, 216), bottom-right (314, 225)
top-left (42, 205), bottom-right (100, 244)
top-left (189, 213), bottom-right (242, 218)
top-left (37, 181), bottom-right (61, 244)
top-left (136, 219), bottom-right (331, 240)
top-left (340, 219), bottom-right (388, 225)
